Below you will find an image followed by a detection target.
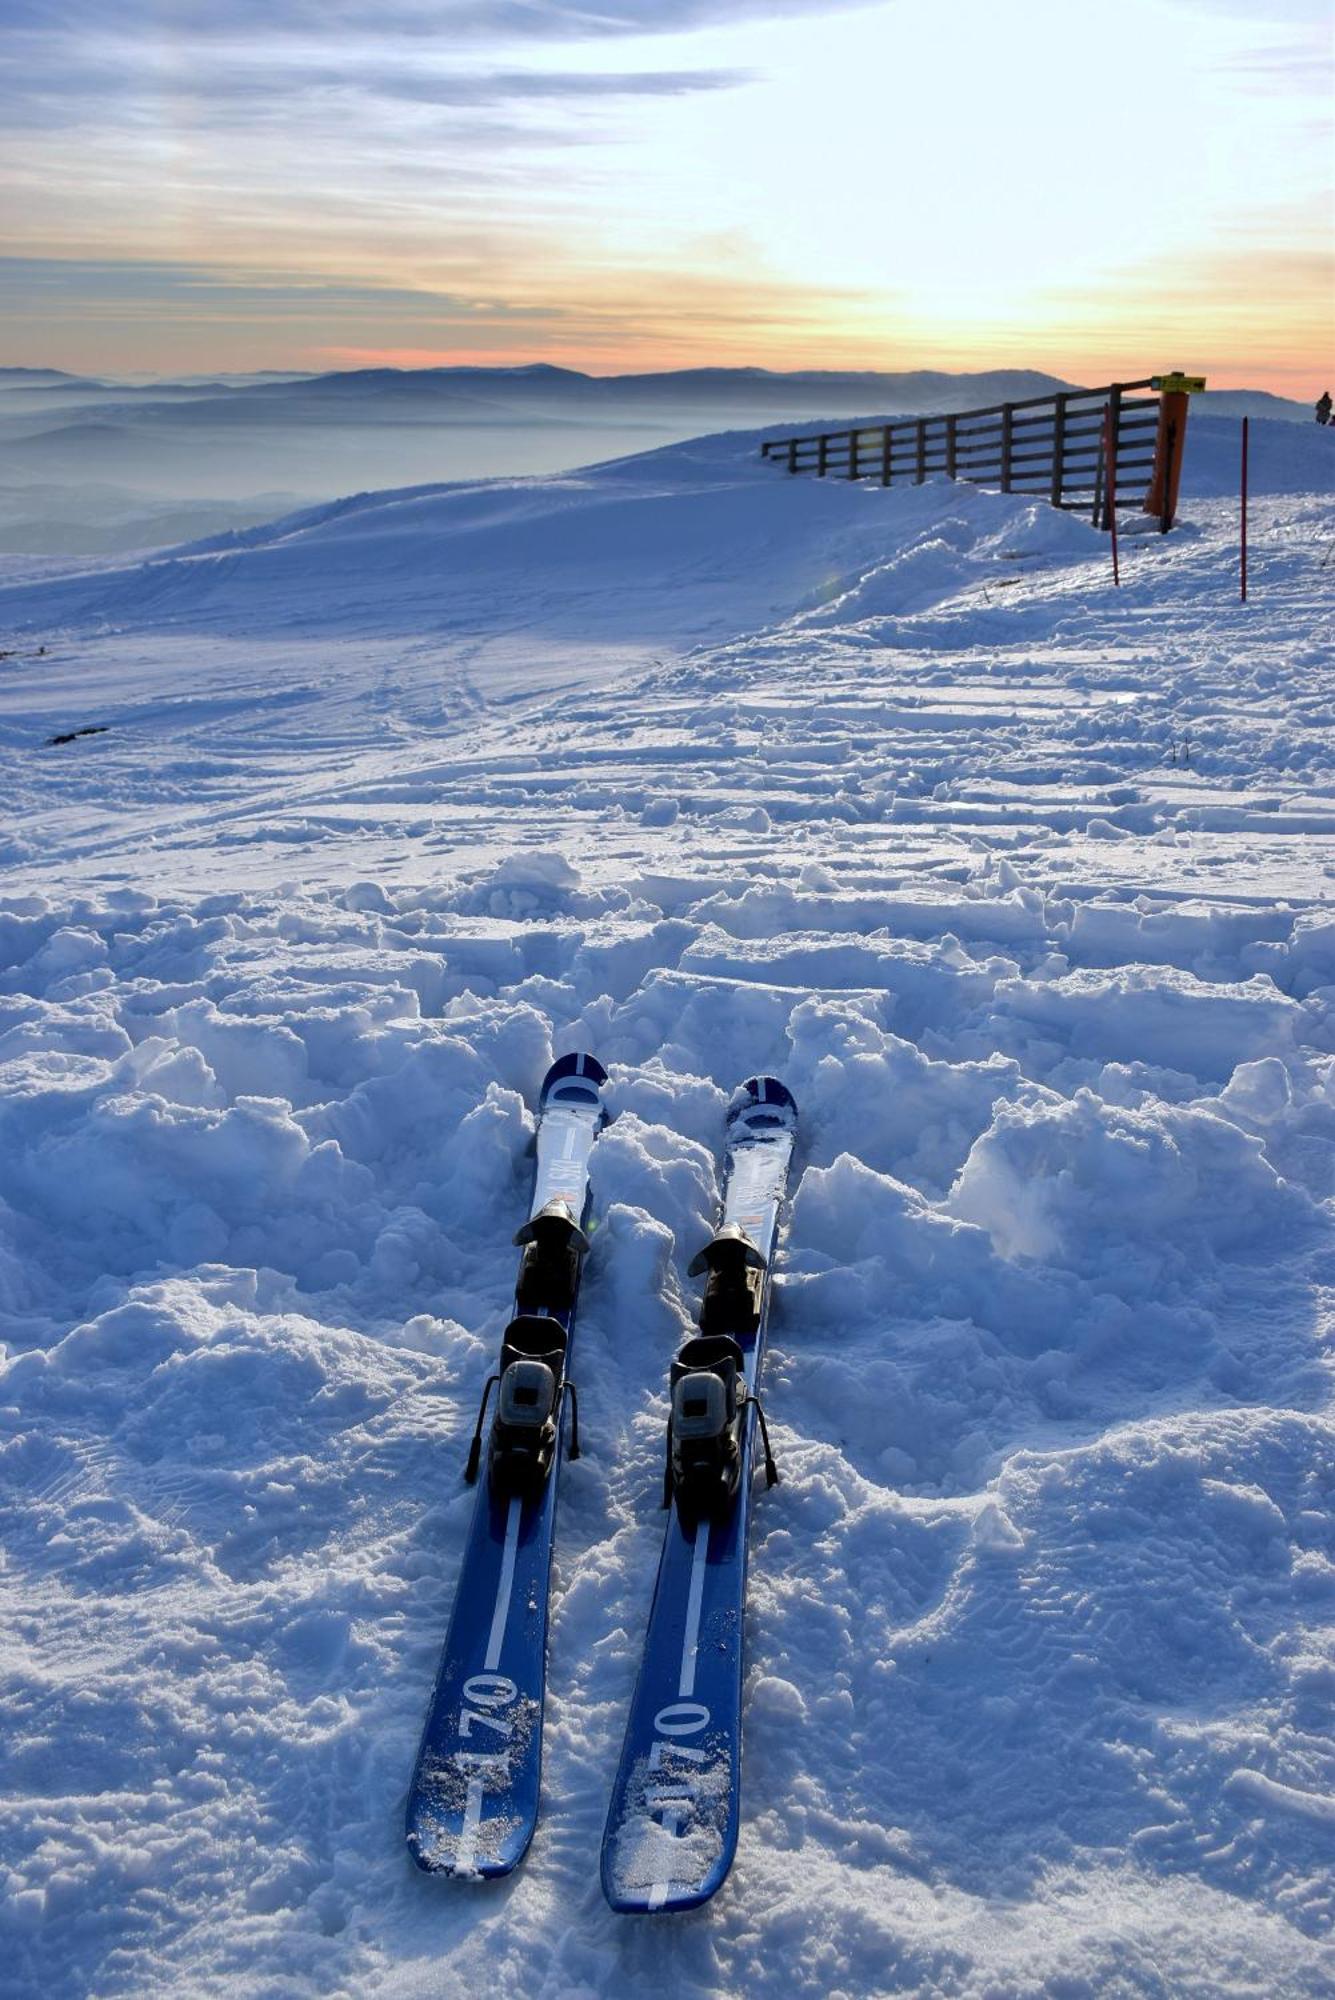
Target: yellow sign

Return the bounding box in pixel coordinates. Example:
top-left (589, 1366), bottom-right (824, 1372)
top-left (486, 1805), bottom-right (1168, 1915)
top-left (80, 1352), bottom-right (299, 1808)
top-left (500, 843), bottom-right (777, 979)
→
top-left (1152, 373), bottom-right (1207, 394)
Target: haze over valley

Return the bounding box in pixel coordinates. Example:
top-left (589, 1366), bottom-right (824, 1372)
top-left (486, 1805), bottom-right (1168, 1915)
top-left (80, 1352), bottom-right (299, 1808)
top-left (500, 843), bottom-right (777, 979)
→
top-left (1, 362), bottom-right (1313, 557)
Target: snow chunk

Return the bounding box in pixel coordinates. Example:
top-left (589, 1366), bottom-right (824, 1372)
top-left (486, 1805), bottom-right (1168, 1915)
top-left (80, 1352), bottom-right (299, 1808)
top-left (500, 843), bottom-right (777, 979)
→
top-left (1225, 1770), bottom-right (1335, 1827)
top-left (1219, 1057), bottom-right (1293, 1123)
top-left (468, 850), bottom-right (583, 918)
top-left (948, 1088), bottom-right (1304, 1278)
top-left (972, 1500), bottom-right (1026, 1553)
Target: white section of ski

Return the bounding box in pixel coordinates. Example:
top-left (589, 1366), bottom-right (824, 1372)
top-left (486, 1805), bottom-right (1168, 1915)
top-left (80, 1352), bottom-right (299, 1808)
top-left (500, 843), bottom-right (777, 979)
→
top-left (533, 1103), bottom-right (602, 1214)
top-left (455, 1775), bottom-right (485, 1876)
top-left (678, 1516), bottom-right (709, 1700)
top-left (722, 1115), bottom-right (794, 1263)
top-left (644, 1514), bottom-right (711, 1908)
top-left (485, 1495), bottom-right (523, 1673)
top-left (647, 1825), bottom-right (677, 1914)
top-left (451, 1496), bottom-right (521, 1870)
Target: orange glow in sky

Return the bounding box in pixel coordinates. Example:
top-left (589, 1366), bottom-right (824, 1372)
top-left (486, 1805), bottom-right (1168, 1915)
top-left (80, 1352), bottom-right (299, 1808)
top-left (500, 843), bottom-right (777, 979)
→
top-left (1, 0), bottom-right (1331, 393)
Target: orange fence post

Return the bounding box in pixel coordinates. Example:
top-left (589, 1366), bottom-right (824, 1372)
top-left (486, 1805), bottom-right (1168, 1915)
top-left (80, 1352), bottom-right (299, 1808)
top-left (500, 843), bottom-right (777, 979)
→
top-left (1144, 388), bottom-right (1190, 529)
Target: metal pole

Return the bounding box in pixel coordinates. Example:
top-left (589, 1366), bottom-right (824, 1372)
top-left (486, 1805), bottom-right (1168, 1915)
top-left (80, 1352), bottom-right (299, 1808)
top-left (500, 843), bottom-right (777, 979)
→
top-left (1240, 416), bottom-right (1249, 602)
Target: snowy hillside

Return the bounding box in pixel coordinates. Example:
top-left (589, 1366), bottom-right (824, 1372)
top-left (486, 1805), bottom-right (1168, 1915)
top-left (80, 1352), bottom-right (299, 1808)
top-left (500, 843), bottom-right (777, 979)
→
top-left (1, 419), bottom-right (1333, 1997)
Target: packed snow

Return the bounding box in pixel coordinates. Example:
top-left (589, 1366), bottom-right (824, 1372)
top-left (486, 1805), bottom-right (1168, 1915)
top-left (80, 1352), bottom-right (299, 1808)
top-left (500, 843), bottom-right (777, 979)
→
top-left (1, 412), bottom-right (1333, 1998)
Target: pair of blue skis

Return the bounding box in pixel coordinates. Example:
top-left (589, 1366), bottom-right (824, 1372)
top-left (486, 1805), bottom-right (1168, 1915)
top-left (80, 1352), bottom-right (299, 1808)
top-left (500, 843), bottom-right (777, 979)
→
top-left (404, 1054), bottom-right (798, 1913)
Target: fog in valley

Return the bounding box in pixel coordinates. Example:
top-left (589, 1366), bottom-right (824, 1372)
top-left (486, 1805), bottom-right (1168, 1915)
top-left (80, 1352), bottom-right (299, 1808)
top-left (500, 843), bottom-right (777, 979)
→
top-left (1, 363), bottom-right (1310, 558)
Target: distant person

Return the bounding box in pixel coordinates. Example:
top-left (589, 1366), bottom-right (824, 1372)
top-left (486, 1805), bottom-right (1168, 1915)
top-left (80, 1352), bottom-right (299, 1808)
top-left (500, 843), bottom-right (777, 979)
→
top-left (1317, 390), bottom-right (1332, 425)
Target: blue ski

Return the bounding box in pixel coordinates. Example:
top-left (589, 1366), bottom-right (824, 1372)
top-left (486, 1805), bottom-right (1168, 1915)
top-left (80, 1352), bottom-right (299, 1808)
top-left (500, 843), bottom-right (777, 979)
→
top-left (601, 1076), bottom-right (798, 1913)
top-left (406, 1052), bottom-right (608, 1877)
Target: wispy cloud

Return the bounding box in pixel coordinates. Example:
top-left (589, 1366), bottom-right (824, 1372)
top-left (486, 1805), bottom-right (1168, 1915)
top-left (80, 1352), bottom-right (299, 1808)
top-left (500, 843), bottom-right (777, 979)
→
top-left (2, 0), bottom-right (877, 36)
top-left (0, 0), bottom-right (1329, 388)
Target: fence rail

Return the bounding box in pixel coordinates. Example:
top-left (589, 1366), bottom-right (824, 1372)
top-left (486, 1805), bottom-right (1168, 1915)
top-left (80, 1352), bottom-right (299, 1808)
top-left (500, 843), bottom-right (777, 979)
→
top-left (760, 378), bottom-right (1176, 526)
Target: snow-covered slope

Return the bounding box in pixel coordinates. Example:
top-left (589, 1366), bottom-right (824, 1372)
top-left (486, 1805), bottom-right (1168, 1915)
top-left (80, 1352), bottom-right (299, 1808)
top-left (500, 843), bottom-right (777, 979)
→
top-left (1, 423), bottom-right (1332, 1998)
top-left (0, 432), bottom-right (922, 659)
top-left (2, 413), bottom-right (1328, 642)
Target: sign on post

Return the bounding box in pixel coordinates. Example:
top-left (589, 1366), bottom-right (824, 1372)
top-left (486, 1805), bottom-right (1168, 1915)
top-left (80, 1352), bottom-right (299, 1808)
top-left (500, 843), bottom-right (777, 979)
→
top-left (1151, 374), bottom-right (1207, 394)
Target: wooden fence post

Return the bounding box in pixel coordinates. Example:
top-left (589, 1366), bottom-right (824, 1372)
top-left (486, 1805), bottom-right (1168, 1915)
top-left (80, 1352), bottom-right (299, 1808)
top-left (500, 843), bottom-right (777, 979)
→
top-left (1050, 393), bottom-right (1068, 508)
top-left (1001, 405), bottom-right (1013, 490)
top-left (1099, 385), bottom-right (1123, 529)
top-left (1104, 407), bottom-right (1120, 584)
top-left (817, 433), bottom-right (828, 477)
top-left (946, 414), bottom-right (957, 480)
top-left (1159, 416), bottom-right (1177, 532)
top-left (849, 430), bottom-right (860, 480)
top-left (1240, 416), bottom-right (1249, 602)
top-left (1091, 428), bottom-right (1105, 526)
top-left (881, 426), bottom-right (892, 485)
top-left (787, 438), bottom-right (797, 474)
top-left (916, 420), bottom-right (926, 484)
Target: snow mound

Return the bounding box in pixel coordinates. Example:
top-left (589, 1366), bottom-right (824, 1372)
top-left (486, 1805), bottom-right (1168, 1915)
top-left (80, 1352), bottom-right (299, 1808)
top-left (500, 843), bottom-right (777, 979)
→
top-left (0, 431), bottom-right (919, 649)
top-left (948, 1086), bottom-right (1307, 1275)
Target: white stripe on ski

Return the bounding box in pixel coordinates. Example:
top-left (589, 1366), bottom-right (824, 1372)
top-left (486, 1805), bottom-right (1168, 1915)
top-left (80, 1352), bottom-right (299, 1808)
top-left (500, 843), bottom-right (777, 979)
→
top-left (485, 1495), bottom-right (523, 1672)
top-left (452, 1496), bottom-right (521, 1870)
top-left (678, 1516), bottom-right (710, 1699)
top-left (645, 1495), bottom-right (712, 1907)
top-left (647, 1836), bottom-right (676, 1913)
top-left (643, 1512), bottom-right (711, 1909)
top-left (454, 1775), bottom-right (485, 1876)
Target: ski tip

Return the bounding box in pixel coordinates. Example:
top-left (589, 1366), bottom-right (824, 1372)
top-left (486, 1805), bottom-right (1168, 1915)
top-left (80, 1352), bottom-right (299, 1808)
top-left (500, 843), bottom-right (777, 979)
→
top-left (728, 1075), bottom-right (797, 1125)
top-left (541, 1051), bottom-right (609, 1108)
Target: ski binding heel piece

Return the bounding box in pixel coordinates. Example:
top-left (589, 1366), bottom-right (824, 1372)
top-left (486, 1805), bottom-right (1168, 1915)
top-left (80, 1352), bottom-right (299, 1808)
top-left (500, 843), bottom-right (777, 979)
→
top-left (688, 1223), bottom-right (767, 1336)
top-left (514, 1199), bottom-right (589, 1314)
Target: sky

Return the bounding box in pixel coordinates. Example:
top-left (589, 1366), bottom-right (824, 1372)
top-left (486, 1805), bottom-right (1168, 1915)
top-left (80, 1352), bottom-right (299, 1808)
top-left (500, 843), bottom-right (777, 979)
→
top-left (1, 0), bottom-right (1331, 390)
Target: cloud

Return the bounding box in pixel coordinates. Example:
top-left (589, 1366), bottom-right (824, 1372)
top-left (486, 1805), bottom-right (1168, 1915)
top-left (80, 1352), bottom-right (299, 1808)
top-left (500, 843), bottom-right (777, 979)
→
top-left (0, 257), bottom-right (506, 322)
top-left (1216, 35), bottom-right (1335, 99)
top-left (0, 57), bottom-right (753, 136)
top-left (0, 0), bottom-right (877, 38)
top-left (0, 250), bottom-right (893, 375)
top-left (0, 2), bottom-right (757, 152)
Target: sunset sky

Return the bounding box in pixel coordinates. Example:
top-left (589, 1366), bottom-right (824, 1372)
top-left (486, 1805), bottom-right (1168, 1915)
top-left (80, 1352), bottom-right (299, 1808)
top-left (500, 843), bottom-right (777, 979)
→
top-left (2, 0), bottom-right (1331, 390)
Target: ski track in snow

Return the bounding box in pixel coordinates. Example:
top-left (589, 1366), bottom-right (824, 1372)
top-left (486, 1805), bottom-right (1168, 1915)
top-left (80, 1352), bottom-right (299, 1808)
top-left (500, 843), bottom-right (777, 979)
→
top-left (1, 425), bottom-right (1333, 1998)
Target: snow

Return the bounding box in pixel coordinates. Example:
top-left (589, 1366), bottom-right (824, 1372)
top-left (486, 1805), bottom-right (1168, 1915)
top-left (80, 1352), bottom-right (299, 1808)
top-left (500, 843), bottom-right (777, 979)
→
top-left (1, 413), bottom-right (1333, 1997)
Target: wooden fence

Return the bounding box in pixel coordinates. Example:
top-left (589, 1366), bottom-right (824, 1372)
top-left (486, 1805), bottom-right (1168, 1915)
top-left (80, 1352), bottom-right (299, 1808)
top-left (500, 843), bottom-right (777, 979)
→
top-left (760, 378), bottom-right (1169, 527)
